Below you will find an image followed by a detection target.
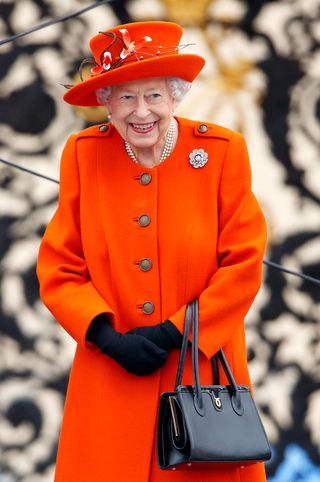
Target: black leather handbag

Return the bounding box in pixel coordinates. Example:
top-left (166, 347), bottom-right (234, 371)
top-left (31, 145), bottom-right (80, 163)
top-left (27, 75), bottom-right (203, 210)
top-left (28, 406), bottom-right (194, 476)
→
top-left (157, 299), bottom-right (272, 471)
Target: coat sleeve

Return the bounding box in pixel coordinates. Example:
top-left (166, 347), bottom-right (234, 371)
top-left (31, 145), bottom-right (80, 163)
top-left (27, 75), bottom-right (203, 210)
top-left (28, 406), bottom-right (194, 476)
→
top-left (169, 131), bottom-right (267, 359)
top-left (36, 134), bottom-right (114, 348)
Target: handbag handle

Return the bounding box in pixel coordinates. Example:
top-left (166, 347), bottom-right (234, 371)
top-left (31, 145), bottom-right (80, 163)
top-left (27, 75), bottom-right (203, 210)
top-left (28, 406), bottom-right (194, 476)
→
top-left (174, 302), bottom-right (192, 389)
top-left (175, 299), bottom-right (242, 413)
top-left (192, 299), bottom-right (242, 413)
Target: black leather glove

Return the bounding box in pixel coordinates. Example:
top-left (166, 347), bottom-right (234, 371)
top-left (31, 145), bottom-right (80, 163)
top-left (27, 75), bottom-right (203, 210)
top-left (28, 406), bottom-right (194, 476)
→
top-left (86, 315), bottom-right (168, 376)
top-left (126, 320), bottom-right (183, 351)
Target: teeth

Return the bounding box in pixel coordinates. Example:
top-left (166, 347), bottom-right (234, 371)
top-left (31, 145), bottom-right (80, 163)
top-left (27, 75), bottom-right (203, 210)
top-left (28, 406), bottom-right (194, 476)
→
top-left (132, 122), bottom-right (154, 130)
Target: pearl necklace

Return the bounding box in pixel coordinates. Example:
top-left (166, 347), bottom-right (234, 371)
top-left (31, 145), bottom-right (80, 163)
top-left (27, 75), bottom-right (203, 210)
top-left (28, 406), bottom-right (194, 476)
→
top-left (124, 120), bottom-right (176, 165)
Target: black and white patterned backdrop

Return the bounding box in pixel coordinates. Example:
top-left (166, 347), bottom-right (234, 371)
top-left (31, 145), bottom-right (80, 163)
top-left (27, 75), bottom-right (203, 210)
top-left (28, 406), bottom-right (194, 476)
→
top-left (0, 1), bottom-right (319, 481)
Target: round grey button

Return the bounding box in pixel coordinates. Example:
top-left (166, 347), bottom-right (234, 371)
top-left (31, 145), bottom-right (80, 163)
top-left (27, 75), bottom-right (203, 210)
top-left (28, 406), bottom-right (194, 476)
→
top-left (140, 173), bottom-right (152, 185)
top-left (99, 124), bottom-right (109, 132)
top-left (139, 258), bottom-right (152, 271)
top-left (142, 302), bottom-right (155, 314)
top-left (198, 124), bottom-right (208, 133)
top-left (138, 214), bottom-right (151, 227)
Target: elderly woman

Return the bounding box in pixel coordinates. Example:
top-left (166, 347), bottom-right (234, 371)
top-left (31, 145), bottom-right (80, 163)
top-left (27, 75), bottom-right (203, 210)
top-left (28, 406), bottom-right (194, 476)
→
top-left (37, 21), bottom-right (267, 482)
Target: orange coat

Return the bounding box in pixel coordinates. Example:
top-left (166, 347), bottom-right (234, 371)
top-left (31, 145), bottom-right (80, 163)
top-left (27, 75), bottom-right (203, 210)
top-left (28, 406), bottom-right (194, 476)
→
top-left (37, 117), bottom-right (268, 482)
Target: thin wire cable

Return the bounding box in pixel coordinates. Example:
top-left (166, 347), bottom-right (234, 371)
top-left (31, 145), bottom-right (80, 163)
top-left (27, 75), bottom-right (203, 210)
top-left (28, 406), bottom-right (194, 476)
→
top-left (0, 0), bottom-right (111, 46)
top-left (0, 157), bottom-right (59, 184)
top-left (263, 259), bottom-right (320, 286)
top-left (1, 155), bottom-right (319, 287)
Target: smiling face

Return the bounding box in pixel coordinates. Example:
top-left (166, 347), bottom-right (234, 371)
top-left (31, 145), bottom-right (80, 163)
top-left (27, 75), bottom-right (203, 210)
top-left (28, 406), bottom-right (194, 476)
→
top-left (106, 77), bottom-right (175, 152)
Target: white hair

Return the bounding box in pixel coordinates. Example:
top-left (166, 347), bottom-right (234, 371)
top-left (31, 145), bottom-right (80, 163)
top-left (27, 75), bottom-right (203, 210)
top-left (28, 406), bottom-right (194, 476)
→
top-left (95, 77), bottom-right (192, 106)
top-left (166, 77), bottom-right (192, 103)
top-left (96, 85), bottom-right (112, 106)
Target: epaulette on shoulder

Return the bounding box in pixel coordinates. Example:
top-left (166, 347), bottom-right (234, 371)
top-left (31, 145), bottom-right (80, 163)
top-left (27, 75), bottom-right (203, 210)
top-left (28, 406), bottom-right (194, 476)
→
top-left (76, 123), bottom-right (114, 139)
top-left (179, 117), bottom-right (235, 141)
top-left (193, 121), bottom-right (235, 140)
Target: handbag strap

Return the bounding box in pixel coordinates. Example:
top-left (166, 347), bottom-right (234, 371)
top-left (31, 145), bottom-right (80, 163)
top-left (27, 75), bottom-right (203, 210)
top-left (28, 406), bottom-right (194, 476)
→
top-left (211, 355), bottom-right (220, 385)
top-left (192, 299), bottom-right (203, 411)
top-left (192, 299), bottom-right (239, 389)
top-left (174, 302), bottom-right (193, 389)
top-left (191, 299), bottom-right (242, 412)
top-left (175, 300), bottom-right (217, 391)
top-left (175, 299), bottom-right (241, 406)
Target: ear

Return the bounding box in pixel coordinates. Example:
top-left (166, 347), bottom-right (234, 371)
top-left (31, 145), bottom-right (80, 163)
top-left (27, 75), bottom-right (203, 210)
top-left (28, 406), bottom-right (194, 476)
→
top-left (106, 100), bottom-right (112, 118)
top-left (170, 97), bottom-right (178, 114)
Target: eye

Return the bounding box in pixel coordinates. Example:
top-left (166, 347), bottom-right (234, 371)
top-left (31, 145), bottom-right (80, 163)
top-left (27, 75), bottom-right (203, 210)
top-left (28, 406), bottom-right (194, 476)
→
top-left (147, 93), bottom-right (162, 103)
top-left (120, 95), bottom-right (134, 101)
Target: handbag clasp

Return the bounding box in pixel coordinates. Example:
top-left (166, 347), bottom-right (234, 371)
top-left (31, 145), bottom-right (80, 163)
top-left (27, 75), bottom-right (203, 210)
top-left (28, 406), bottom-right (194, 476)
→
top-left (211, 387), bottom-right (222, 410)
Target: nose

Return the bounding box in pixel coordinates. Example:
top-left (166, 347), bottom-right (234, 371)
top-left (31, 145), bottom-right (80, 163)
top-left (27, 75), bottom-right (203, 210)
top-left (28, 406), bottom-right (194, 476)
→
top-left (134, 96), bottom-right (150, 118)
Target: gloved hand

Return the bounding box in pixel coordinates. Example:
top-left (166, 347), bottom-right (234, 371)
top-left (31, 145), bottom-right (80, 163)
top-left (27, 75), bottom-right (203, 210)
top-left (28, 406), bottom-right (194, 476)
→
top-left (126, 320), bottom-right (183, 351)
top-left (86, 314), bottom-right (168, 376)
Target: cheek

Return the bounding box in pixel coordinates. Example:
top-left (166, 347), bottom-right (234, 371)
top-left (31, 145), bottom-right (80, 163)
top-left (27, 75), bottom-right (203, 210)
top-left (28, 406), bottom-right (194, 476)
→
top-left (157, 103), bottom-right (174, 127)
top-left (109, 115), bottom-right (128, 141)
top-left (109, 106), bottom-right (129, 131)
top-left (158, 100), bottom-right (174, 119)
top-left (108, 99), bottom-right (129, 120)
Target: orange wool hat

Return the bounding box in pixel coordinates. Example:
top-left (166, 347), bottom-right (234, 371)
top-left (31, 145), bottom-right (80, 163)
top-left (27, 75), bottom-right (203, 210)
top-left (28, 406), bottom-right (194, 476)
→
top-left (63, 21), bottom-right (205, 106)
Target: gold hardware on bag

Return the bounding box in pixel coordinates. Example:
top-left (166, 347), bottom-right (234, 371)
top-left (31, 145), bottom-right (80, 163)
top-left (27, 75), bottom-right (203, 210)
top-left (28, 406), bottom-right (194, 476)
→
top-left (213, 395), bottom-right (222, 409)
top-left (169, 396), bottom-right (180, 439)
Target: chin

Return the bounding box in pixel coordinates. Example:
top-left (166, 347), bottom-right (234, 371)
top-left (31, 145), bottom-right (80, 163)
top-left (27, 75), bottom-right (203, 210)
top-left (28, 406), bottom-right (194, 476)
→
top-left (128, 133), bottom-right (159, 147)
top-left (130, 140), bottom-right (158, 150)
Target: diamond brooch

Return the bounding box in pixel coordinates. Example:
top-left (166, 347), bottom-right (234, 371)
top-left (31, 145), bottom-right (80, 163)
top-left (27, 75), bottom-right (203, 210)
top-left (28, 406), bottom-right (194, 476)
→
top-left (189, 148), bottom-right (208, 168)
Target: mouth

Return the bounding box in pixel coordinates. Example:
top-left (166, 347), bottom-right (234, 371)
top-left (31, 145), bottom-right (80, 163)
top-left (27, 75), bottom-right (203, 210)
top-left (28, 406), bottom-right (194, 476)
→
top-left (129, 121), bottom-right (156, 134)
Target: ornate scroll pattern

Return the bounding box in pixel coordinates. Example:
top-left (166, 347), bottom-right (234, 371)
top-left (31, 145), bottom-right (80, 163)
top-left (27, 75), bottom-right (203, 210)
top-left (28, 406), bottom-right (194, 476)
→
top-left (0, 1), bottom-right (319, 481)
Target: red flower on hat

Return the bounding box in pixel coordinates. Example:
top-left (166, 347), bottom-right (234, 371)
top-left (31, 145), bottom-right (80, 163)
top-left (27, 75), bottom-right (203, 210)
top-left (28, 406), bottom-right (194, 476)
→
top-left (119, 28), bottom-right (152, 60)
top-left (91, 51), bottom-right (113, 75)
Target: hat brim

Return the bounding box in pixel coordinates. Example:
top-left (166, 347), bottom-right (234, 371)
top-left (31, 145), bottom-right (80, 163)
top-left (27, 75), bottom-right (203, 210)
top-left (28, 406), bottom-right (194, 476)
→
top-left (63, 53), bottom-right (205, 106)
